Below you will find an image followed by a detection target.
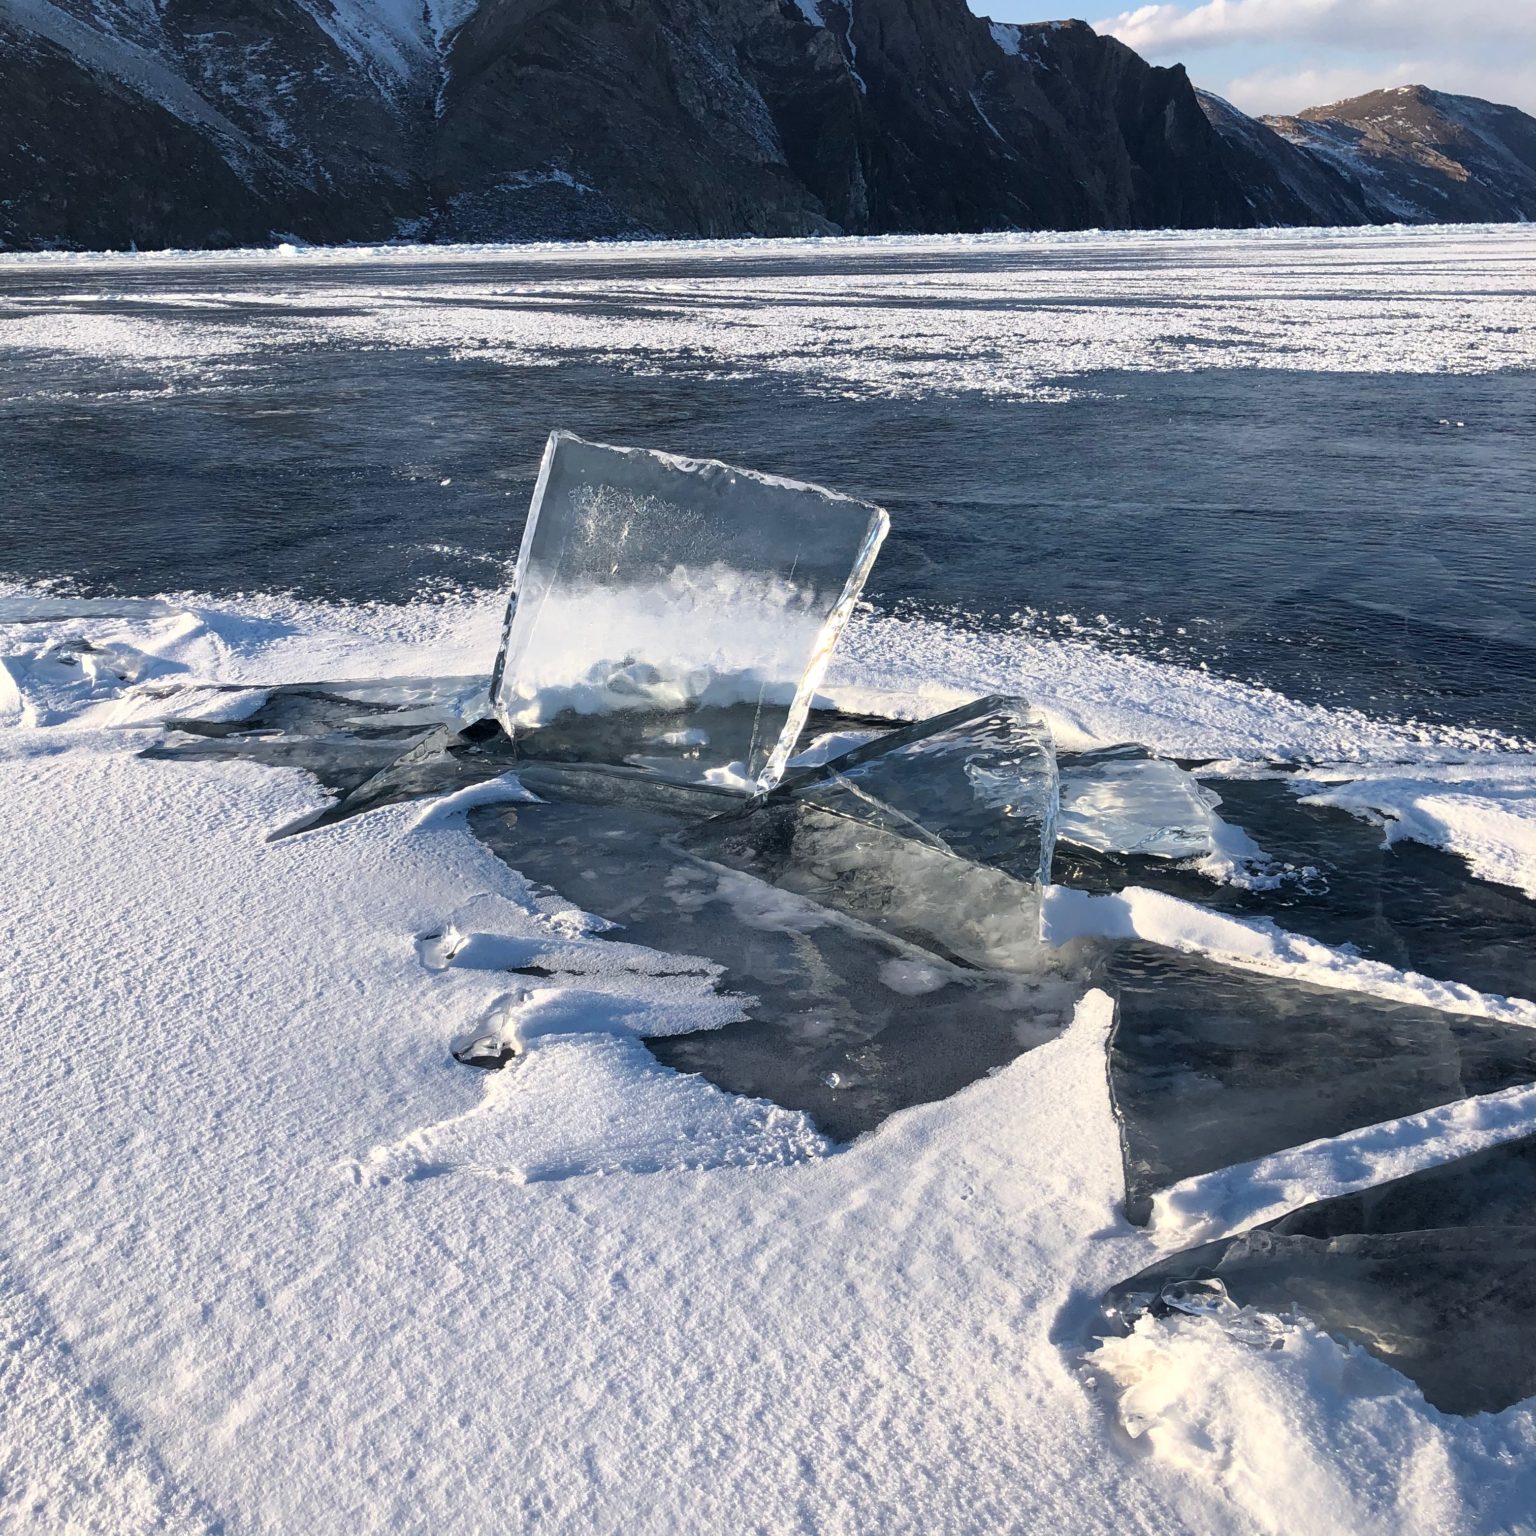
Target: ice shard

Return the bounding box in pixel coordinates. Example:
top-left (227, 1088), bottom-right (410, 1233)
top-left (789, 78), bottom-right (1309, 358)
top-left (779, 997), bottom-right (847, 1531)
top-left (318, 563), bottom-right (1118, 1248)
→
top-left (491, 431), bottom-right (888, 789)
top-left (678, 695), bottom-right (1058, 971)
top-left (1057, 744), bottom-right (1218, 859)
top-left (1098, 1134), bottom-right (1536, 1415)
top-left (1107, 945), bottom-right (1536, 1224)
top-left (144, 678), bottom-right (487, 796)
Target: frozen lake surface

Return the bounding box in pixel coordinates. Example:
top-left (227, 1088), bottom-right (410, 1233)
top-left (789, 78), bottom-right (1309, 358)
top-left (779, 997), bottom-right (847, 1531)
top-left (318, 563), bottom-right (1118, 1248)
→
top-left (3, 226), bottom-right (1536, 1535)
top-left (4, 226), bottom-right (1535, 740)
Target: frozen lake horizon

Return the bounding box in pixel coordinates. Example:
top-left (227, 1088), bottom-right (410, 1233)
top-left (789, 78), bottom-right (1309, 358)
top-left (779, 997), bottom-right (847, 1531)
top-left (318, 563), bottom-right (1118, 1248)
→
top-left (4, 223), bottom-right (1535, 742)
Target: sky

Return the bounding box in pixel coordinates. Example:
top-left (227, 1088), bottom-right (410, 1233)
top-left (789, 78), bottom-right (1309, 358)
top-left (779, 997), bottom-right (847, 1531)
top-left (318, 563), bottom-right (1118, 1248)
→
top-left (976, 1), bottom-right (1536, 117)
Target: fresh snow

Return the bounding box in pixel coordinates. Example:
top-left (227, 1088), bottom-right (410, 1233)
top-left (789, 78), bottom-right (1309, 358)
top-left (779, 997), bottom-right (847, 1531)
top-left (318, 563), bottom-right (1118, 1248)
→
top-left (1292, 766), bottom-right (1536, 901)
top-left (2, 588), bottom-right (1534, 1531)
top-left (1090, 1307), bottom-right (1536, 1536)
top-left (0, 703), bottom-right (1183, 1533)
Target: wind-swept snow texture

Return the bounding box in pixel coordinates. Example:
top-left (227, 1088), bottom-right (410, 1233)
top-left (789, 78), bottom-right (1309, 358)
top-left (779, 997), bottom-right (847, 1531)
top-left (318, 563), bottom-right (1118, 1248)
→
top-left (3, 227), bottom-right (1536, 1533)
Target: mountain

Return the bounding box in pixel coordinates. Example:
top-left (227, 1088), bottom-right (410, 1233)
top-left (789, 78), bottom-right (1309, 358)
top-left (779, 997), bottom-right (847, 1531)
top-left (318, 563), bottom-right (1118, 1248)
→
top-left (430, 4), bottom-right (1295, 242)
top-left (1194, 90), bottom-right (1374, 226)
top-left (1, 0), bottom-right (1281, 248)
top-left (1, 4), bottom-right (1533, 251)
top-left (1260, 85), bottom-right (1536, 224)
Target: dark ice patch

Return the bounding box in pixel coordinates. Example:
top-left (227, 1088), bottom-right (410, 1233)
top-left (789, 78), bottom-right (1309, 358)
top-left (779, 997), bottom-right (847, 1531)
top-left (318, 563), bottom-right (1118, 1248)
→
top-left (1106, 946), bottom-right (1536, 1225)
top-left (1099, 1134), bottom-right (1536, 1414)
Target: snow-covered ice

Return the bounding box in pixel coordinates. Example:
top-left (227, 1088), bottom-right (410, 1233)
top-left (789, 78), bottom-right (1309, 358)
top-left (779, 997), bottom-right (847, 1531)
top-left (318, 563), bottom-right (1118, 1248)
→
top-left (4, 225), bottom-right (1534, 403)
top-left (4, 225), bottom-right (1536, 1533)
top-left (2, 581), bottom-right (1535, 1531)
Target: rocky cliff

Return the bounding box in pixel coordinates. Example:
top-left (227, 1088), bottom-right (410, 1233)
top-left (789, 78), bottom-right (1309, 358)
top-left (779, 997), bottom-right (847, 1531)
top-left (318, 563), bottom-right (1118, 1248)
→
top-left (1, 2), bottom-right (1533, 250)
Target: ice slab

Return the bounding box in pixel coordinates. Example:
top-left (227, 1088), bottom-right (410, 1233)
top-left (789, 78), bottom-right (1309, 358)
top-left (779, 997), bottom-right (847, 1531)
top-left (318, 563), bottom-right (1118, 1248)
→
top-left (1107, 945), bottom-right (1536, 1224)
top-left (505, 701), bottom-right (885, 790)
top-left (1057, 775), bottom-right (1536, 1004)
top-left (144, 683), bottom-right (458, 789)
top-left (491, 431), bottom-right (888, 789)
top-left (1099, 1134), bottom-right (1536, 1414)
top-left (141, 677), bottom-right (505, 834)
top-left (678, 696), bottom-right (1058, 971)
top-left (1057, 745), bottom-right (1218, 859)
top-left (468, 782), bottom-right (1082, 1142)
top-left (144, 692), bottom-right (899, 837)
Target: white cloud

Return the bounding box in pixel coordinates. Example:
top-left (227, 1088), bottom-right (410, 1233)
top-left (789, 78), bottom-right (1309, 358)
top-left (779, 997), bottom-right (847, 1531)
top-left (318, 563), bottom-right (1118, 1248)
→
top-left (1097, 0), bottom-right (1536, 55)
top-left (1090, 1), bottom-right (1536, 115)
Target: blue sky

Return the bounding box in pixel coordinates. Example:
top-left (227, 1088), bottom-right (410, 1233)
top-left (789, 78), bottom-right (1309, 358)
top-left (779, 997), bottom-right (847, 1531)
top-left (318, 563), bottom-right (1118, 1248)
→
top-left (971, 2), bottom-right (1536, 116)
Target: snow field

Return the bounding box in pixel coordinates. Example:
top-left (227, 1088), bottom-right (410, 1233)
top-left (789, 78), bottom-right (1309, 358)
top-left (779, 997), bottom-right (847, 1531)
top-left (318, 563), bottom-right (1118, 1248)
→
top-left (4, 224), bottom-right (1535, 403)
top-left (3, 586), bottom-right (1536, 1529)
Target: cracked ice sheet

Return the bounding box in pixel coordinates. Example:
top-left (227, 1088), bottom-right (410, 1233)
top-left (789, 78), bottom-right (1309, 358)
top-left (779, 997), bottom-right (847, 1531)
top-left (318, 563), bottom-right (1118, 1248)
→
top-left (2, 226), bottom-right (1534, 403)
top-left (5, 592), bottom-right (1536, 1530)
top-left (0, 721), bottom-right (1202, 1532)
top-left (1041, 884), bottom-right (1536, 1027)
top-left (1148, 1080), bottom-right (1536, 1248)
top-left (824, 611), bottom-right (1536, 907)
top-left (7, 581), bottom-right (1536, 913)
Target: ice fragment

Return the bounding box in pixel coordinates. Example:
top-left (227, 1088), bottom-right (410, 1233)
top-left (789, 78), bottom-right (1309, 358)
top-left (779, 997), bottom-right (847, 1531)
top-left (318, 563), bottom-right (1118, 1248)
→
top-left (492, 431), bottom-right (888, 789)
top-left (680, 696), bottom-right (1058, 971)
top-left (1057, 744), bottom-right (1218, 859)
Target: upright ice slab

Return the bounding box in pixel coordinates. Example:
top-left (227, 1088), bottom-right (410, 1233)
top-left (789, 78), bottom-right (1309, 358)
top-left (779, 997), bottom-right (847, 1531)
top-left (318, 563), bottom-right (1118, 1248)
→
top-left (492, 432), bottom-right (889, 789)
top-left (680, 696), bottom-right (1058, 971)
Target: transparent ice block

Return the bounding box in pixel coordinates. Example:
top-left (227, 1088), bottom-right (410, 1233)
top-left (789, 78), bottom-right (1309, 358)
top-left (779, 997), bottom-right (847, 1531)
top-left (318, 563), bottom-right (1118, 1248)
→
top-left (680, 696), bottom-right (1058, 971)
top-left (1057, 744), bottom-right (1218, 859)
top-left (491, 432), bottom-right (889, 789)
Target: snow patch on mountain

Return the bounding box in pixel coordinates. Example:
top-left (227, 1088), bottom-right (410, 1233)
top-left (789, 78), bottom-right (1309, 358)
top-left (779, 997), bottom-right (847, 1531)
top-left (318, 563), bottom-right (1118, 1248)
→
top-left (293, 0), bottom-right (437, 83)
top-left (0, 0), bottom-right (262, 151)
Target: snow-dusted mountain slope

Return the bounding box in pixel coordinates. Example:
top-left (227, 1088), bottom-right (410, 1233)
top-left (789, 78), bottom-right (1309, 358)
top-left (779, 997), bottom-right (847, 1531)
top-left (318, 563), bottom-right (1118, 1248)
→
top-left (3, 2), bottom-right (1535, 250)
top-left (1196, 89), bottom-right (1374, 226)
top-left (1264, 85), bottom-right (1536, 225)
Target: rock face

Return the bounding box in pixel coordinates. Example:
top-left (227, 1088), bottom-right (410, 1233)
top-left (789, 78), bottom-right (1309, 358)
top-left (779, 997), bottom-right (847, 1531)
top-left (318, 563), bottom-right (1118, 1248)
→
top-left (1261, 85), bottom-right (1536, 224)
top-left (0, 0), bottom-right (429, 249)
top-left (2, 2), bottom-right (1534, 250)
top-left (432, 4), bottom-right (1277, 240)
top-left (1196, 90), bottom-right (1374, 227)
